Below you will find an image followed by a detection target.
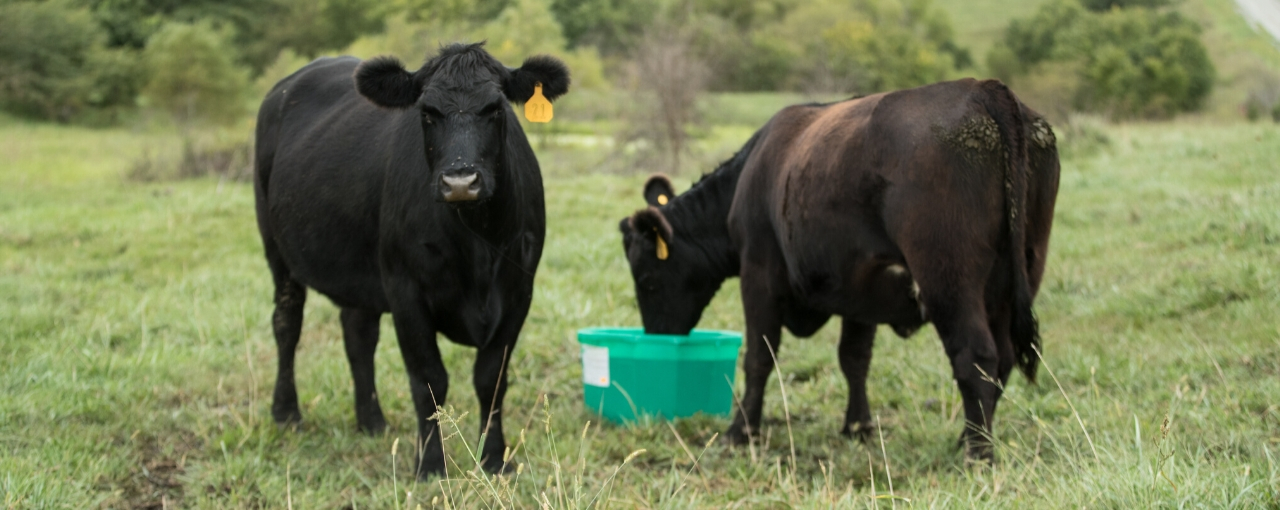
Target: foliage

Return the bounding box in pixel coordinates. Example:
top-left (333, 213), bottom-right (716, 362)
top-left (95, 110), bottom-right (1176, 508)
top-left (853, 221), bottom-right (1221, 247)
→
top-left (550, 0), bottom-right (654, 54)
top-left (341, 0), bottom-right (607, 91)
top-left (995, 0), bottom-right (1215, 118)
top-left (695, 0), bottom-right (970, 93)
top-left (0, 1), bottom-right (141, 121)
top-left (76, 0), bottom-right (281, 71)
top-left (618, 24), bottom-right (710, 173)
top-left (258, 0), bottom-right (386, 60)
top-left (1079, 0), bottom-right (1169, 11)
top-left (818, 0), bottom-right (964, 93)
top-left (141, 22), bottom-right (250, 126)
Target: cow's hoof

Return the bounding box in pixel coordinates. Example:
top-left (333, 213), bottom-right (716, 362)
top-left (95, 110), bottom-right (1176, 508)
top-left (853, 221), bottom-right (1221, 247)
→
top-left (272, 407), bottom-right (303, 427)
top-left (841, 421), bottom-right (876, 443)
top-left (358, 413), bottom-right (387, 435)
top-left (481, 458), bottom-right (516, 476)
top-left (722, 425), bottom-right (753, 446)
top-left (958, 432), bottom-right (994, 464)
top-left (964, 443), bottom-right (994, 465)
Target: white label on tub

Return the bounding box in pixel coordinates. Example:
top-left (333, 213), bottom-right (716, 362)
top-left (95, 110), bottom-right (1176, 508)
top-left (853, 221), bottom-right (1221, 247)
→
top-left (582, 345), bottom-right (610, 387)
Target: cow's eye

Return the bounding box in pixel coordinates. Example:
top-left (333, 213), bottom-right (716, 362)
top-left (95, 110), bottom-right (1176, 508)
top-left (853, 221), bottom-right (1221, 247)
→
top-left (479, 102), bottom-right (503, 117)
top-left (422, 106), bottom-right (444, 119)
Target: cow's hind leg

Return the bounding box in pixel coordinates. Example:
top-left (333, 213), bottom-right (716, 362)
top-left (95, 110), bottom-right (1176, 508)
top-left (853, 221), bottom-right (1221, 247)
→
top-left (838, 320), bottom-right (877, 441)
top-left (930, 299), bottom-right (1001, 462)
top-left (269, 273), bottom-right (307, 426)
top-left (340, 308), bottom-right (386, 434)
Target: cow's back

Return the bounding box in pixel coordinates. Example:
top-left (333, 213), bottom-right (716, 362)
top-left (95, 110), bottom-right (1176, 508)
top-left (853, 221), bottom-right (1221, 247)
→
top-left (254, 56), bottom-right (407, 311)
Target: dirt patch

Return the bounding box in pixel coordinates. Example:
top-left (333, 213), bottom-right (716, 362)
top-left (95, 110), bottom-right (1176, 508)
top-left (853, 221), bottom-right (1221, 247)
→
top-left (102, 429), bottom-right (203, 510)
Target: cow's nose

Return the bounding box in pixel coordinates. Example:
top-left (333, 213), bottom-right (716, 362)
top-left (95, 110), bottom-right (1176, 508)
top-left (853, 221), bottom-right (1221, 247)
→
top-left (441, 172), bottom-right (481, 202)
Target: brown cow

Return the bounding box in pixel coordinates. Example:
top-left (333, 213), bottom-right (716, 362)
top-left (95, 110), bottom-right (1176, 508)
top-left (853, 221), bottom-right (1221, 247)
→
top-left (619, 79), bottom-right (1060, 461)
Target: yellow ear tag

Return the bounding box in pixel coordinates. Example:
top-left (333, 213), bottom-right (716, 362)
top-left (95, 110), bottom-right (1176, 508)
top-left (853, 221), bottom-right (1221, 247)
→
top-left (655, 234), bottom-right (669, 260)
top-left (524, 82), bottom-right (553, 123)
top-left (657, 194), bottom-right (668, 205)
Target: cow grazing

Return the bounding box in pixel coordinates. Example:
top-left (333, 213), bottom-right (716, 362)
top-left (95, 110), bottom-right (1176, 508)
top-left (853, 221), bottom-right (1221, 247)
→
top-left (253, 43), bottom-right (569, 477)
top-left (619, 79), bottom-right (1059, 461)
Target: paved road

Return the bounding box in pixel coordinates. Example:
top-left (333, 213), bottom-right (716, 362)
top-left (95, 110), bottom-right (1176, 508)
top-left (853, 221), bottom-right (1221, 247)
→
top-left (1236, 0), bottom-right (1280, 43)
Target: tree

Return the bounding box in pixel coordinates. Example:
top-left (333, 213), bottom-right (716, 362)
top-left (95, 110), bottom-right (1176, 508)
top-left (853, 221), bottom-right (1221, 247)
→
top-left (550, 0), bottom-right (653, 54)
top-left (0, 1), bottom-right (140, 121)
top-left (141, 22), bottom-right (249, 126)
top-left (755, 0), bottom-right (967, 94)
top-left (1079, 0), bottom-right (1169, 11)
top-left (621, 24), bottom-right (709, 173)
top-left (993, 0), bottom-right (1215, 118)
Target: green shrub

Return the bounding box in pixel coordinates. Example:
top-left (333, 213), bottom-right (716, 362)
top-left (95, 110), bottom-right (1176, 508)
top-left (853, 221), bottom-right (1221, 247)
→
top-left (0, 2), bottom-right (101, 120)
top-left (141, 22), bottom-right (250, 126)
top-left (1078, 0), bottom-right (1169, 11)
top-left (1070, 9), bottom-right (1214, 117)
top-left (550, 0), bottom-right (652, 54)
top-left (734, 0), bottom-right (967, 94)
top-left (994, 0), bottom-right (1214, 118)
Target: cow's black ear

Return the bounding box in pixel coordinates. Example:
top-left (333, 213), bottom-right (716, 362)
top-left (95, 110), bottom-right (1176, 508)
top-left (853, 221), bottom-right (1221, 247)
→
top-left (630, 206), bottom-right (673, 244)
top-left (504, 55), bottom-right (570, 103)
top-left (643, 174), bottom-right (676, 207)
top-left (355, 56), bottom-right (423, 109)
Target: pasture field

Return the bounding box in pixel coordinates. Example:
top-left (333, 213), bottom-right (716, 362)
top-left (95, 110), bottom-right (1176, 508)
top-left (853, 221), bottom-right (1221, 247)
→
top-left (2, 106), bottom-right (1280, 509)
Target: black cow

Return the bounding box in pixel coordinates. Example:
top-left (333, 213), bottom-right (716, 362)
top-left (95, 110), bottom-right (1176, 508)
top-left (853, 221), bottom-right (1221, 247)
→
top-left (619, 79), bottom-right (1059, 461)
top-left (253, 43), bottom-right (569, 477)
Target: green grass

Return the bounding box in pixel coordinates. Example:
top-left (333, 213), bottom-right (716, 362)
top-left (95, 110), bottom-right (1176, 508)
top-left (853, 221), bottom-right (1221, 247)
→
top-left (3, 110), bottom-right (1280, 508)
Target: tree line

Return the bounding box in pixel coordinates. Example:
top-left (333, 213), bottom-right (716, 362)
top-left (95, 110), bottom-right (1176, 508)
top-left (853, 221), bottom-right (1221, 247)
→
top-left (0, 0), bottom-right (1214, 125)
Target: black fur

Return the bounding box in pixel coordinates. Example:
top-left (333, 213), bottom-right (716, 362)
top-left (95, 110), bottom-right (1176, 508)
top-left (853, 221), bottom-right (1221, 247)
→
top-left (643, 174), bottom-right (676, 206)
top-left (505, 55), bottom-right (571, 103)
top-left (255, 43), bottom-right (570, 480)
top-left (629, 206), bottom-right (673, 242)
top-left (354, 56), bottom-right (422, 109)
top-left (618, 79), bottom-right (1060, 462)
top-left (978, 79), bottom-right (1039, 383)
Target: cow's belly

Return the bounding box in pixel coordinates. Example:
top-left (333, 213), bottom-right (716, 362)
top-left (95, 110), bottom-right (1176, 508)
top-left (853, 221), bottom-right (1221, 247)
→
top-left (789, 252), bottom-right (924, 326)
top-left (780, 211), bottom-right (926, 329)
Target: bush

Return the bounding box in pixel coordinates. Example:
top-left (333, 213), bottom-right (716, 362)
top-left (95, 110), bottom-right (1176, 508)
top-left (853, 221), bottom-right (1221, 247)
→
top-left (141, 22), bottom-right (250, 126)
top-left (748, 0), bottom-right (968, 94)
top-left (127, 133), bottom-right (253, 182)
top-left (0, 2), bottom-right (113, 120)
top-left (616, 24), bottom-right (709, 174)
top-left (1079, 0), bottom-right (1169, 11)
top-left (994, 0), bottom-right (1214, 118)
top-left (551, 0), bottom-right (652, 54)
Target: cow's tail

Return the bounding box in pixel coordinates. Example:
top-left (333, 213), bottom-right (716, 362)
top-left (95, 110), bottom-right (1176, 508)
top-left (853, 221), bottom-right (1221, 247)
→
top-left (979, 80), bottom-right (1039, 383)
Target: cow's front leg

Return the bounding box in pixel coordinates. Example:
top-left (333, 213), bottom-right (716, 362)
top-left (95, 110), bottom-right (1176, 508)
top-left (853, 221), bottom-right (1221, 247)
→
top-left (838, 320), bottom-right (876, 441)
top-left (387, 290), bottom-right (449, 479)
top-left (473, 333), bottom-right (517, 474)
top-left (725, 269), bottom-right (784, 446)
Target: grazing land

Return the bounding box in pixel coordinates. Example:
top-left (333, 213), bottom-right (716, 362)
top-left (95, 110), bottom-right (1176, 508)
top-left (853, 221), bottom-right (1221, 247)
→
top-left (2, 106), bottom-right (1279, 508)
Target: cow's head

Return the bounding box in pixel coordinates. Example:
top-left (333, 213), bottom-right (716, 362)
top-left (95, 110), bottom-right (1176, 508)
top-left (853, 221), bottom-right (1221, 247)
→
top-left (354, 43), bottom-right (569, 203)
top-left (619, 175), bottom-right (724, 334)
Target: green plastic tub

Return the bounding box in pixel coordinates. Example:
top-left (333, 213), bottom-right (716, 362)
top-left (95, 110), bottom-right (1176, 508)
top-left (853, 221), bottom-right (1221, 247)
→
top-left (576, 327), bottom-right (742, 423)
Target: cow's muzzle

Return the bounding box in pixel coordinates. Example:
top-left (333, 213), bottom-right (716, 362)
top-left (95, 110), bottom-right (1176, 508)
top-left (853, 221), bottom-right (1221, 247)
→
top-left (441, 172), bottom-right (481, 202)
